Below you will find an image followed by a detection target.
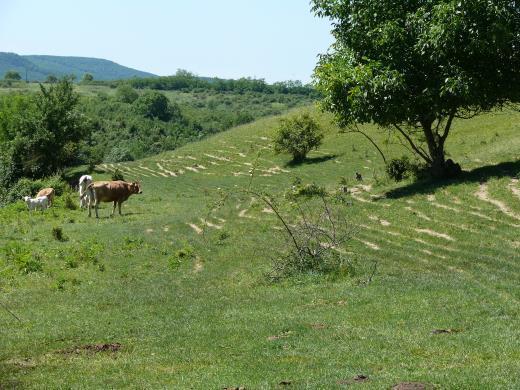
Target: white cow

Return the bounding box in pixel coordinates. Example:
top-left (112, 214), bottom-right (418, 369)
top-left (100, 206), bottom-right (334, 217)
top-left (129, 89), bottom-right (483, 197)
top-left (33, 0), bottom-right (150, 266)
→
top-left (23, 196), bottom-right (49, 211)
top-left (79, 174), bottom-right (93, 208)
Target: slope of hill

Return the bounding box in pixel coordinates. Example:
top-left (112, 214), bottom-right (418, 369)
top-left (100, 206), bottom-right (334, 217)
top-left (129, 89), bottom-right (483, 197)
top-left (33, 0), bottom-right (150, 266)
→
top-left (0, 52), bottom-right (156, 81)
top-left (1, 107), bottom-right (519, 388)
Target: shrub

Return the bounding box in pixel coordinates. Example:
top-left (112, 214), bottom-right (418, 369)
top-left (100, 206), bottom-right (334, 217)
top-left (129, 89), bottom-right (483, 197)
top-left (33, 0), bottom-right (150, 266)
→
top-left (285, 182), bottom-right (327, 200)
top-left (52, 226), bottom-right (67, 242)
top-left (266, 195), bottom-right (352, 281)
top-left (274, 113), bottom-right (323, 163)
top-left (133, 91), bottom-right (181, 121)
top-left (111, 168), bottom-right (125, 181)
top-left (386, 156), bottom-right (413, 181)
top-left (41, 173), bottom-right (69, 196)
top-left (105, 146), bottom-right (134, 163)
top-left (4, 174), bottom-right (69, 204)
top-left (62, 192), bottom-right (78, 210)
top-left (115, 84), bottom-right (139, 103)
top-left (3, 242), bottom-right (43, 274)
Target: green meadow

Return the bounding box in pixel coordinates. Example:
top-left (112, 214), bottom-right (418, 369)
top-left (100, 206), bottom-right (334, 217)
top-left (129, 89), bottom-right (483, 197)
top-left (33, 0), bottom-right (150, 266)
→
top-left (1, 106), bottom-right (519, 388)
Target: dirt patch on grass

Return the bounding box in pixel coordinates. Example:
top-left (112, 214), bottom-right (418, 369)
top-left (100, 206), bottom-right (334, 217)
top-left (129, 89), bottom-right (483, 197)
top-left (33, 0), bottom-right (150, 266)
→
top-left (58, 343), bottom-right (122, 355)
top-left (509, 179), bottom-right (520, 199)
top-left (404, 207), bottom-right (432, 221)
top-left (187, 223), bottom-right (203, 234)
top-left (475, 183), bottom-right (520, 221)
top-left (353, 237), bottom-right (380, 250)
top-left (415, 228), bottom-right (454, 241)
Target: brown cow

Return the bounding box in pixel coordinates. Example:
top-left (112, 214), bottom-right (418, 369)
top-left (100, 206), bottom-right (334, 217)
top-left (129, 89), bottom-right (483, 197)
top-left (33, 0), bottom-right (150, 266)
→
top-left (82, 181), bottom-right (142, 218)
top-left (36, 188), bottom-right (55, 206)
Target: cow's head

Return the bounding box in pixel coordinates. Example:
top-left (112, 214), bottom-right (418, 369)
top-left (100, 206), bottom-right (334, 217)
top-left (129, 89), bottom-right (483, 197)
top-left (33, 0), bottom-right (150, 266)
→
top-left (130, 181), bottom-right (142, 194)
top-left (22, 196), bottom-right (30, 203)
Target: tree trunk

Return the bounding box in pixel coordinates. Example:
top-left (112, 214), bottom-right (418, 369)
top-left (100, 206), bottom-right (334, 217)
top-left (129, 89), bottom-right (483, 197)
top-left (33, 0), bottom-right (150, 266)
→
top-left (421, 120), bottom-right (448, 178)
top-left (394, 117), bottom-right (460, 179)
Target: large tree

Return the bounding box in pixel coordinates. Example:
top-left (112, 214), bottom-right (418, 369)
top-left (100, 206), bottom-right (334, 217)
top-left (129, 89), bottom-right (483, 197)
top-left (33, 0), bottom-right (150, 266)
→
top-left (312, 0), bottom-right (520, 177)
top-left (4, 70), bottom-right (21, 81)
top-left (0, 78), bottom-right (88, 183)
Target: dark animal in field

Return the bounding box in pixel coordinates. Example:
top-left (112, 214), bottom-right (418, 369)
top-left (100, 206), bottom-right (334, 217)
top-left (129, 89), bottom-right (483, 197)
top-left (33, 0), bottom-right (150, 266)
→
top-left (355, 172), bottom-right (363, 181)
top-left (82, 180), bottom-right (142, 218)
top-left (36, 187), bottom-right (55, 206)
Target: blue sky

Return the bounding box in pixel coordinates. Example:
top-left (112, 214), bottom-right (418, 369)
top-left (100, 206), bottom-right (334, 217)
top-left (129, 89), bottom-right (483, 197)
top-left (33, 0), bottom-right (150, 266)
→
top-left (0, 0), bottom-right (333, 83)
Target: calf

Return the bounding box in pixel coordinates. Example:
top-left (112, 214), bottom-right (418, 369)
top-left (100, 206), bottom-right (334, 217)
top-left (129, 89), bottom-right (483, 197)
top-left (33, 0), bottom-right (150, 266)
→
top-left (23, 196), bottom-right (49, 211)
top-left (36, 187), bottom-right (55, 206)
top-left (78, 175), bottom-right (93, 208)
top-left (82, 180), bottom-right (142, 218)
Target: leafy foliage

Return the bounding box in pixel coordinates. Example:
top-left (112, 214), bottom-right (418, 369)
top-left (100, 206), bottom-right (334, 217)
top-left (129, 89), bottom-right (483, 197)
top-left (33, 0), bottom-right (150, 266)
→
top-left (115, 84), bottom-right (138, 103)
top-left (274, 113), bottom-right (323, 163)
top-left (133, 91), bottom-right (180, 121)
top-left (313, 0), bottom-right (520, 177)
top-left (4, 70), bottom-right (21, 81)
top-left (0, 78), bottom-right (88, 186)
top-left (386, 156), bottom-right (413, 182)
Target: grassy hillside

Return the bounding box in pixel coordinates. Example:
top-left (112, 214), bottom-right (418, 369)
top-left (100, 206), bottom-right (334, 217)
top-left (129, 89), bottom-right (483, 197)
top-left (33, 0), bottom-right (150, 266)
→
top-left (1, 106), bottom-right (519, 388)
top-left (0, 52), bottom-right (156, 81)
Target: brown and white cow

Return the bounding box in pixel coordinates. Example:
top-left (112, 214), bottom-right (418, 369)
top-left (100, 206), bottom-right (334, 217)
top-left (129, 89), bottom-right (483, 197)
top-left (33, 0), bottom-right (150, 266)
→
top-left (36, 187), bottom-right (55, 206)
top-left (82, 181), bottom-right (142, 218)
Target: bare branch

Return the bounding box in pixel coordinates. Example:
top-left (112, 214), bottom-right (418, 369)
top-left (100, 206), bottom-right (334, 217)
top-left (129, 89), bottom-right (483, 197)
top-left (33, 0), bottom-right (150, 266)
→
top-left (348, 124), bottom-right (387, 164)
top-left (392, 124), bottom-right (432, 163)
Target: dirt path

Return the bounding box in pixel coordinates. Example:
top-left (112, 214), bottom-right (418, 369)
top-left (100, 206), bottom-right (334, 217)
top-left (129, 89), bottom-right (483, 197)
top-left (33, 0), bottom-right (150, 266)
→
top-left (475, 183), bottom-right (520, 221)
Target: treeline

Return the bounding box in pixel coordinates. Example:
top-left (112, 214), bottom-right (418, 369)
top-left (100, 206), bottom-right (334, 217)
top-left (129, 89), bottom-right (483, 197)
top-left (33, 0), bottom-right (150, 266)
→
top-left (127, 71), bottom-right (316, 95)
top-left (88, 70), bottom-right (318, 96)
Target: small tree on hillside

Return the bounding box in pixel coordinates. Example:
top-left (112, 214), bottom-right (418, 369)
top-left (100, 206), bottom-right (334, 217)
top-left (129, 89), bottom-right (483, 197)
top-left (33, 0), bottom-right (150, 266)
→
top-left (133, 91), bottom-right (181, 121)
top-left (4, 70), bottom-right (21, 81)
top-left (274, 113), bottom-right (323, 163)
top-left (82, 73), bottom-right (94, 83)
top-left (46, 75), bottom-right (58, 84)
top-left (0, 78), bottom-right (89, 182)
top-left (312, 0), bottom-right (520, 178)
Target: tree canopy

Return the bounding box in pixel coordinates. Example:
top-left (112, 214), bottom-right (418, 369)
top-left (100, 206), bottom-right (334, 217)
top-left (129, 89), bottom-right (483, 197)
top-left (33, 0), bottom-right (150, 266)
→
top-left (4, 70), bottom-right (21, 81)
top-left (0, 78), bottom-right (88, 185)
top-left (313, 0), bottom-right (520, 177)
top-left (133, 91), bottom-right (181, 121)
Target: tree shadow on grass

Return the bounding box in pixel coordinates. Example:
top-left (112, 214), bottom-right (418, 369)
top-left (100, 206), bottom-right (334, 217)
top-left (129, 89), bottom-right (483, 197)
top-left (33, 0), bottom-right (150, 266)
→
top-left (285, 154), bottom-right (339, 168)
top-left (385, 160), bottom-right (520, 199)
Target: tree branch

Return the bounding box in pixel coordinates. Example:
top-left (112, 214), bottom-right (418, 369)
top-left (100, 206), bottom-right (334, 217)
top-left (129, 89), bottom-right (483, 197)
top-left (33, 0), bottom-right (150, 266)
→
top-left (440, 110), bottom-right (456, 143)
top-left (392, 124), bottom-right (432, 163)
top-left (349, 124), bottom-right (387, 164)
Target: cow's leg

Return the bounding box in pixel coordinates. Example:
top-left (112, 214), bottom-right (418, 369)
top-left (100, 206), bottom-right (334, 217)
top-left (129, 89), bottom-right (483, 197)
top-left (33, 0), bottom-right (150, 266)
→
top-left (118, 202), bottom-right (122, 215)
top-left (94, 199), bottom-right (100, 218)
top-left (111, 201), bottom-right (117, 216)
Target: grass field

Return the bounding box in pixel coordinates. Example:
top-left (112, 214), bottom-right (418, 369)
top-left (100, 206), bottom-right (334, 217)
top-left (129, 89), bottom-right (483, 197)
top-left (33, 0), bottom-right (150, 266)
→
top-left (1, 106), bottom-right (519, 388)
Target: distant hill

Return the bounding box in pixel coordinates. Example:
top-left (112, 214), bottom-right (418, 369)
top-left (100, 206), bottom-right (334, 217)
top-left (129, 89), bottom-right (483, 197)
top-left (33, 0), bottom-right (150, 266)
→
top-left (0, 52), bottom-right (157, 81)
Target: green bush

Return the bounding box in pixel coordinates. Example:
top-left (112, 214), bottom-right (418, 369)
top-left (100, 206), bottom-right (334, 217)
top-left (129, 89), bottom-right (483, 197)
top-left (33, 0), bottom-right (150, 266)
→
top-left (105, 146), bottom-right (134, 163)
top-left (4, 174), bottom-right (69, 204)
top-left (111, 168), bottom-right (125, 181)
top-left (62, 191), bottom-right (78, 210)
top-left (52, 226), bottom-right (67, 242)
top-left (3, 242), bottom-right (43, 274)
top-left (274, 113), bottom-right (323, 163)
top-left (115, 84), bottom-right (139, 103)
top-left (286, 182), bottom-right (327, 200)
top-left (385, 156), bottom-right (413, 181)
